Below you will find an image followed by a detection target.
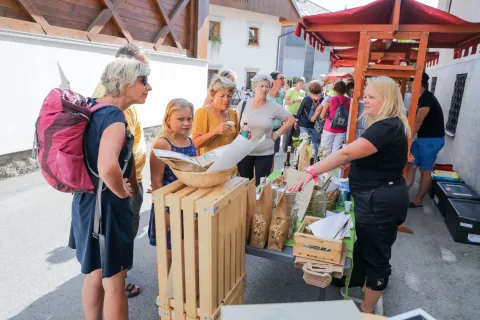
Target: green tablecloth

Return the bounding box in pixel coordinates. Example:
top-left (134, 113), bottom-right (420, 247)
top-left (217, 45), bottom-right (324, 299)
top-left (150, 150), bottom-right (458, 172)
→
top-left (267, 170), bottom-right (355, 260)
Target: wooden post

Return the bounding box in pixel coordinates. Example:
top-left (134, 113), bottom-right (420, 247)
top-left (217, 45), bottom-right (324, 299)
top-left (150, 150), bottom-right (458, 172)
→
top-left (391, 0), bottom-right (402, 31)
top-left (196, 0), bottom-right (209, 59)
top-left (408, 32), bottom-right (429, 145)
top-left (347, 32), bottom-right (371, 144)
top-left (400, 80), bottom-right (407, 99)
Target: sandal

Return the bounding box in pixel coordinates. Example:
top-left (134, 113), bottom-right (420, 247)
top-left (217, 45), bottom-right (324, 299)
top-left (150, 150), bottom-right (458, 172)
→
top-left (125, 282), bottom-right (141, 298)
top-left (408, 201), bottom-right (423, 208)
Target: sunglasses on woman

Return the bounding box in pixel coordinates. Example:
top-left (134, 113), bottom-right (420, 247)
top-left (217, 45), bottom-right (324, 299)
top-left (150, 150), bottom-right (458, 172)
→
top-left (139, 76), bottom-right (148, 86)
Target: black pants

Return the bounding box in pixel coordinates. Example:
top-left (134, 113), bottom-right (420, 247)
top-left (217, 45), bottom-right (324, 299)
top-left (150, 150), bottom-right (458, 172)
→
top-left (282, 125), bottom-right (300, 152)
top-left (351, 179), bottom-right (408, 291)
top-left (238, 154), bottom-right (274, 186)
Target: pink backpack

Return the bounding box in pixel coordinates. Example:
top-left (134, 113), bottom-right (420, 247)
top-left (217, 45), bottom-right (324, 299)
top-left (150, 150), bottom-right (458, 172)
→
top-left (33, 88), bottom-right (115, 193)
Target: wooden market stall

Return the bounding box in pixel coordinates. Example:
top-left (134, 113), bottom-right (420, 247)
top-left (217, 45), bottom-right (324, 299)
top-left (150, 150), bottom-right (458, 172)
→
top-left (295, 0), bottom-right (480, 149)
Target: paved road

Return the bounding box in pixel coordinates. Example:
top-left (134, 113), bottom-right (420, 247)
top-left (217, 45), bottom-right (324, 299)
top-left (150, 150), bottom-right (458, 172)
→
top-left (1, 152), bottom-right (479, 319)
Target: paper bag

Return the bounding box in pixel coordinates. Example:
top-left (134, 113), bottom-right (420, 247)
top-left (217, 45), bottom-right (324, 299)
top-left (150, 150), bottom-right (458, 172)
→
top-left (267, 192), bottom-right (288, 251)
top-left (297, 143), bottom-right (310, 172)
top-left (245, 179), bottom-right (256, 243)
top-left (249, 180), bottom-right (273, 249)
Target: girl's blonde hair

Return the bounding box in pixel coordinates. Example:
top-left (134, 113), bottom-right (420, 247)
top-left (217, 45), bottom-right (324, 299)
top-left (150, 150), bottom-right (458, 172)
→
top-left (364, 76), bottom-right (411, 137)
top-left (160, 98), bottom-right (194, 137)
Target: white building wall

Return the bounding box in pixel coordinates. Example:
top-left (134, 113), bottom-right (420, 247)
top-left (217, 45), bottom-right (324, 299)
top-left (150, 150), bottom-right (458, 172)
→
top-left (0, 30), bottom-right (207, 156)
top-left (425, 0), bottom-right (480, 190)
top-left (208, 5), bottom-right (281, 89)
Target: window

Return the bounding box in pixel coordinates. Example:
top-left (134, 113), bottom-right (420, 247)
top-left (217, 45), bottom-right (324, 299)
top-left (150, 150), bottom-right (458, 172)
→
top-left (446, 73), bottom-right (467, 134)
top-left (248, 27), bottom-right (259, 46)
top-left (246, 71), bottom-right (257, 90)
top-left (207, 69), bottom-right (219, 87)
top-left (431, 76), bottom-right (437, 94)
top-left (209, 21), bottom-right (221, 42)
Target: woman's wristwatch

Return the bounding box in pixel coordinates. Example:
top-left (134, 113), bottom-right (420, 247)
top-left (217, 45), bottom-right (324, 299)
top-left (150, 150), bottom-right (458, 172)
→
top-left (305, 166), bottom-right (320, 183)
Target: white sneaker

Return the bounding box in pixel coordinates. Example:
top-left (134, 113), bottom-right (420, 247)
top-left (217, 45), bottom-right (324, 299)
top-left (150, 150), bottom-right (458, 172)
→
top-left (340, 286), bottom-right (364, 304)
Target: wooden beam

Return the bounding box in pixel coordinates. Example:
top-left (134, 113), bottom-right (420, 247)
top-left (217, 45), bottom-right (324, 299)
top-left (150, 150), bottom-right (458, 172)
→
top-left (400, 80), bottom-right (407, 99)
top-left (400, 24), bottom-right (480, 33)
top-left (0, 16), bottom-right (45, 34)
top-left (154, 0), bottom-right (189, 50)
top-left (364, 69), bottom-right (415, 78)
top-left (100, 0), bottom-right (134, 42)
top-left (87, 8), bottom-right (113, 34)
top-left (189, 0), bottom-right (197, 55)
top-left (368, 31), bottom-right (423, 40)
top-left (307, 24), bottom-right (392, 33)
top-left (17, 0), bottom-right (49, 33)
top-left (391, 0), bottom-right (401, 31)
top-left (347, 32), bottom-right (370, 145)
top-left (367, 65), bottom-right (416, 71)
top-left (196, 0), bottom-right (209, 59)
top-left (408, 32), bottom-right (429, 145)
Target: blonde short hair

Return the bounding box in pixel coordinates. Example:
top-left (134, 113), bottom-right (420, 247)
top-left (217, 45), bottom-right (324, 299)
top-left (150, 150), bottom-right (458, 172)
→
top-left (101, 57), bottom-right (150, 96)
top-left (364, 76), bottom-right (411, 137)
top-left (160, 98), bottom-right (195, 137)
top-left (208, 75), bottom-right (236, 96)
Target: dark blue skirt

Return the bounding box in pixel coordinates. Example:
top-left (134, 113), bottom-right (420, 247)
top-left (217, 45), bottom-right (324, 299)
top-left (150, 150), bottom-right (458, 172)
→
top-left (69, 190), bottom-right (133, 278)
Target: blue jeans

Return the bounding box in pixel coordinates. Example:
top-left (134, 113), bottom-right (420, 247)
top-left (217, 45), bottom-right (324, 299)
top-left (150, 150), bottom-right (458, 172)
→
top-left (410, 137), bottom-right (445, 170)
top-left (300, 126), bottom-right (319, 159)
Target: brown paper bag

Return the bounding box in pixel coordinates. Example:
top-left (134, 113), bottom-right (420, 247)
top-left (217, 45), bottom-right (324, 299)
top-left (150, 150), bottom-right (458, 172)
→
top-left (267, 192), bottom-right (289, 251)
top-left (245, 179), bottom-right (256, 243)
top-left (249, 180), bottom-right (272, 249)
top-left (298, 143), bottom-right (310, 172)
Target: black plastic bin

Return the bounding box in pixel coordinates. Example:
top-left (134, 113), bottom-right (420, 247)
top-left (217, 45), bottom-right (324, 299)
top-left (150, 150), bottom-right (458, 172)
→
top-left (429, 176), bottom-right (464, 199)
top-left (445, 198), bottom-right (480, 245)
top-left (434, 182), bottom-right (480, 216)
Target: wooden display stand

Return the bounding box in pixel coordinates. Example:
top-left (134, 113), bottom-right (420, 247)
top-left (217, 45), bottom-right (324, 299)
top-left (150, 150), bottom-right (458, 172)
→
top-left (152, 177), bottom-right (249, 320)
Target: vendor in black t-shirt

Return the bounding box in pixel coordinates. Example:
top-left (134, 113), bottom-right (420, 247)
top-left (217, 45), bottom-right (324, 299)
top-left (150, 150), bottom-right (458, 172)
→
top-left (290, 76), bottom-right (409, 314)
top-left (406, 72), bottom-right (445, 208)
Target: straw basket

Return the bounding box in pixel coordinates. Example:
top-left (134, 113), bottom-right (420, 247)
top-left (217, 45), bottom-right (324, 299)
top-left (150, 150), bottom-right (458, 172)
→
top-left (171, 167), bottom-right (235, 188)
top-left (302, 263), bottom-right (333, 288)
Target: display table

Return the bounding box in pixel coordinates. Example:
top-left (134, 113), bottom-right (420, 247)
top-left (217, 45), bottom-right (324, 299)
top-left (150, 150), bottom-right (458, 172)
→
top-left (245, 170), bottom-right (356, 301)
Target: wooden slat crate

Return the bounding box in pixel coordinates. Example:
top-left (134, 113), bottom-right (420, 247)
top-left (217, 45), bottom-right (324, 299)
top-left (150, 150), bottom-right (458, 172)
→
top-left (152, 177), bottom-right (248, 320)
top-left (293, 216), bottom-right (344, 264)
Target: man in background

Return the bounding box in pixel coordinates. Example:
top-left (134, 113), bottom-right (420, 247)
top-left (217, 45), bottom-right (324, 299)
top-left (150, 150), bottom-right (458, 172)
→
top-left (406, 72), bottom-right (445, 208)
top-left (92, 43), bottom-right (148, 298)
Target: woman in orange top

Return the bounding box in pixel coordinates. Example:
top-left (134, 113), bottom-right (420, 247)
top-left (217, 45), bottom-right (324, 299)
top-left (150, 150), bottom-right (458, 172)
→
top-left (193, 75), bottom-right (238, 154)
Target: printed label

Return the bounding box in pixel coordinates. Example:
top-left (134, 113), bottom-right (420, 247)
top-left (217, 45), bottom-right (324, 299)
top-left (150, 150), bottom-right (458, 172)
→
top-left (467, 234), bottom-right (480, 244)
top-left (460, 222), bottom-right (473, 229)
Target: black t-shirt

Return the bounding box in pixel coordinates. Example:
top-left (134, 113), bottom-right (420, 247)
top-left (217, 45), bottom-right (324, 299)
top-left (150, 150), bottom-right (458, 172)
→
top-left (349, 117), bottom-right (408, 191)
top-left (417, 90), bottom-right (445, 138)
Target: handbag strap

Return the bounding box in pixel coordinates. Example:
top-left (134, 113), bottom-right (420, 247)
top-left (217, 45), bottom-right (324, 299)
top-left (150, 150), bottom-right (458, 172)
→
top-left (238, 100), bottom-right (247, 130)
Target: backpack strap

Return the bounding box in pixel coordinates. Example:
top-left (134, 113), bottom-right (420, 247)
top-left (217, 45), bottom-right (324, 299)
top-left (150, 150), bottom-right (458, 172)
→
top-left (93, 132), bottom-right (133, 275)
top-left (238, 100), bottom-right (247, 130)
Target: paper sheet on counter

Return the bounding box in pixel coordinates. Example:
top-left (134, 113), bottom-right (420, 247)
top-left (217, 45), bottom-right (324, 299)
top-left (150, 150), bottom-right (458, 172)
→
top-left (307, 213), bottom-right (351, 239)
top-left (206, 135), bottom-right (265, 172)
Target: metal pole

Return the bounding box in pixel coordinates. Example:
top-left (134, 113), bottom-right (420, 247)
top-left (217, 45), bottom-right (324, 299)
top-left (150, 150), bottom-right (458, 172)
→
top-left (276, 30), bottom-right (295, 71)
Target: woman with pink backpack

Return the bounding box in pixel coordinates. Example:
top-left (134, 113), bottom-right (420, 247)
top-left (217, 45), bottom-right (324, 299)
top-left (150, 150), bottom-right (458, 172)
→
top-left (320, 81), bottom-right (351, 155)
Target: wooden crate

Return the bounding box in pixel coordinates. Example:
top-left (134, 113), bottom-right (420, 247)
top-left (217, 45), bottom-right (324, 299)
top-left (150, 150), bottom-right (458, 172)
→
top-left (152, 177), bottom-right (248, 320)
top-left (293, 216), bottom-right (344, 264)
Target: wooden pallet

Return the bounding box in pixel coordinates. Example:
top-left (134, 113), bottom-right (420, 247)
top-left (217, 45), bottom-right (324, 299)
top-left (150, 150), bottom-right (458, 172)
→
top-left (152, 177), bottom-right (248, 320)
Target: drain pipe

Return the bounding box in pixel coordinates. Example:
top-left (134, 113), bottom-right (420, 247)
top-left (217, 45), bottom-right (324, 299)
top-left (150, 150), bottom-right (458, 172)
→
top-left (276, 30), bottom-right (295, 71)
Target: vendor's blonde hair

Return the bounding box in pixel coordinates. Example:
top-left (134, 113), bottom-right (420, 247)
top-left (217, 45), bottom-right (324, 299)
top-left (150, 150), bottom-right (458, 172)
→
top-left (160, 98), bottom-right (194, 137)
top-left (364, 76), bottom-right (411, 137)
